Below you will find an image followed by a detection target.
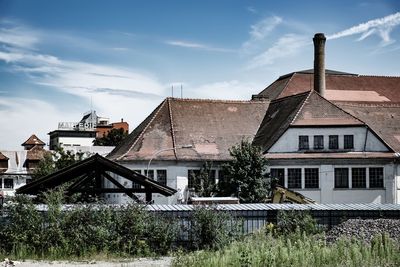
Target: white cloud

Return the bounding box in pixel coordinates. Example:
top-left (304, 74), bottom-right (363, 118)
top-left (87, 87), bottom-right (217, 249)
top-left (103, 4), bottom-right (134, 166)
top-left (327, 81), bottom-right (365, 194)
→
top-left (185, 80), bottom-right (262, 100)
top-left (0, 26), bottom-right (39, 49)
top-left (247, 34), bottom-right (308, 69)
top-left (247, 6), bottom-right (257, 14)
top-left (165, 40), bottom-right (234, 52)
top-left (327, 12), bottom-right (400, 45)
top-left (243, 16), bottom-right (283, 52)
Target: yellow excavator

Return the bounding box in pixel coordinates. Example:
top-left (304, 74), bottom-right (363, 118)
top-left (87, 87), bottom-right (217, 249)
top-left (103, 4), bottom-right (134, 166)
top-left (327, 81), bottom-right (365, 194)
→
top-left (270, 185), bottom-right (315, 204)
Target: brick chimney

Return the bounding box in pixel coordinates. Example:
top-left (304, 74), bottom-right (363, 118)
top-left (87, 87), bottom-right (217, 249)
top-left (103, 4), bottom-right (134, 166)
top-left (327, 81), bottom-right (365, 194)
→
top-left (313, 33), bottom-right (326, 97)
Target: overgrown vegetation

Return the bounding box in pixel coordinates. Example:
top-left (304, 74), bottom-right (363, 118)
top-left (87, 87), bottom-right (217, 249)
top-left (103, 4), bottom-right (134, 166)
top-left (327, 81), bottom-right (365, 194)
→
top-left (218, 139), bottom-right (270, 203)
top-left (32, 147), bottom-right (87, 180)
top-left (173, 230), bottom-right (400, 267)
top-left (189, 162), bottom-right (218, 197)
top-left (0, 191), bottom-right (241, 260)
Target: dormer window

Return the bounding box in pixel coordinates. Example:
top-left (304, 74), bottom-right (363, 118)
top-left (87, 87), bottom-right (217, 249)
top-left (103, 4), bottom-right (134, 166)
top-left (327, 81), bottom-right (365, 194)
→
top-left (299, 136), bottom-right (309, 150)
top-left (329, 135), bottom-right (339, 149)
top-left (313, 135), bottom-right (324, 150)
top-left (344, 135), bottom-right (354, 149)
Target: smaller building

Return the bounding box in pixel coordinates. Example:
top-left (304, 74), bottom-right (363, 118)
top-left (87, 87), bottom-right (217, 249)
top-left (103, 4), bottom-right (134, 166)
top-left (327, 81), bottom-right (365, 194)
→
top-left (49, 110), bottom-right (129, 150)
top-left (0, 134), bottom-right (48, 196)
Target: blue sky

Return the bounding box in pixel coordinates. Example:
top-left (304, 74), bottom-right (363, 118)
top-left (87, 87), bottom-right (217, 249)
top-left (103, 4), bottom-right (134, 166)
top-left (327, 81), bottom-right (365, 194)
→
top-left (0, 0), bottom-right (399, 150)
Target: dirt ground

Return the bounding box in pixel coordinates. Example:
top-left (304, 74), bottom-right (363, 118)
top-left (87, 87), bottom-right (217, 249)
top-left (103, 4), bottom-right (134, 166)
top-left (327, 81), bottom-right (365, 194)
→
top-left (1, 257), bottom-right (172, 267)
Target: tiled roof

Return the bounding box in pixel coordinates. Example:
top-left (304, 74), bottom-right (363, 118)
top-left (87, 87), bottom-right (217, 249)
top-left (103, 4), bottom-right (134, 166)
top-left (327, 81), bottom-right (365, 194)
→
top-left (0, 152), bottom-right (8, 160)
top-left (253, 91), bottom-right (369, 153)
top-left (257, 70), bottom-right (400, 103)
top-left (108, 98), bottom-right (270, 161)
top-left (21, 134), bottom-right (45, 146)
top-left (337, 103), bottom-right (400, 153)
top-left (26, 145), bottom-right (49, 161)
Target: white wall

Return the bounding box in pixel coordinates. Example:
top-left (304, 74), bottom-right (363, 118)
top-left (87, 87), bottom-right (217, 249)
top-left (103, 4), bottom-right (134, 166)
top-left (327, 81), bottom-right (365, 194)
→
top-left (267, 164), bottom-right (395, 204)
top-left (269, 127), bottom-right (388, 153)
top-left (105, 161), bottom-right (224, 204)
top-left (58, 137), bottom-right (95, 147)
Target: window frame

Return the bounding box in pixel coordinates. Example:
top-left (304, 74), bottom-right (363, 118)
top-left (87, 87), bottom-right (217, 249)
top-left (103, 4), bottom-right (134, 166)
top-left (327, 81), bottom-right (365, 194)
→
top-left (298, 136), bottom-right (309, 150)
top-left (329, 135), bottom-right (339, 149)
top-left (287, 168), bottom-right (301, 189)
top-left (313, 135), bottom-right (324, 150)
top-left (334, 168), bottom-right (349, 188)
top-left (344, 135), bottom-right (354, 150)
top-left (369, 167), bottom-right (384, 188)
top-left (351, 168), bottom-right (367, 188)
top-left (305, 168), bottom-right (319, 189)
top-left (156, 169), bottom-right (167, 186)
top-left (270, 168), bottom-right (285, 187)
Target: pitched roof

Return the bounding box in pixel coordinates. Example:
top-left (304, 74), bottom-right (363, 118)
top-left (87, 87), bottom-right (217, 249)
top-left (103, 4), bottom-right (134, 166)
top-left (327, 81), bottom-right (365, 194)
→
top-left (337, 103), bottom-right (400, 153)
top-left (21, 134), bottom-right (45, 146)
top-left (26, 145), bottom-right (50, 161)
top-left (0, 152), bottom-right (8, 161)
top-left (253, 91), bottom-right (367, 153)
top-left (108, 98), bottom-right (270, 161)
top-left (257, 70), bottom-right (400, 103)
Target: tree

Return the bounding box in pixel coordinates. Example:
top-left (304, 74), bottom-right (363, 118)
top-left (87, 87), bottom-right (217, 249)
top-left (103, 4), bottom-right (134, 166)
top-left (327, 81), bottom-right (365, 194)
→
top-left (217, 139), bottom-right (269, 203)
top-left (32, 147), bottom-right (86, 180)
top-left (93, 128), bottom-right (128, 146)
top-left (190, 162), bottom-right (218, 197)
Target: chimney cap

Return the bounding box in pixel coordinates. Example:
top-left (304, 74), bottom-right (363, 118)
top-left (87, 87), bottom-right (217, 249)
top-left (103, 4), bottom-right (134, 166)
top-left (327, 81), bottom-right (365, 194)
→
top-left (313, 33), bottom-right (326, 40)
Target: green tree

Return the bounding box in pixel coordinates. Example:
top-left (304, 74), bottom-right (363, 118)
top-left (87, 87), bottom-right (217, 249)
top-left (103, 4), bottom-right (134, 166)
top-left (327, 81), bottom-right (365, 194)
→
top-left (93, 128), bottom-right (128, 146)
top-left (32, 147), bottom-right (86, 180)
top-left (218, 139), bottom-right (269, 203)
top-left (190, 162), bottom-right (218, 197)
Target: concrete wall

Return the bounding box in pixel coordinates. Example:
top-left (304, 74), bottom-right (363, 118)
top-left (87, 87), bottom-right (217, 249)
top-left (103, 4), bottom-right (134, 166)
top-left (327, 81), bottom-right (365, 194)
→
top-left (58, 137), bottom-right (95, 147)
top-left (269, 127), bottom-right (388, 153)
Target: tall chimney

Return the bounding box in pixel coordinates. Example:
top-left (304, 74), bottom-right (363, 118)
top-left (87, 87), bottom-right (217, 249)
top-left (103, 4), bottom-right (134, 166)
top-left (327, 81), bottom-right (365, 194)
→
top-left (313, 33), bottom-right (326, 97)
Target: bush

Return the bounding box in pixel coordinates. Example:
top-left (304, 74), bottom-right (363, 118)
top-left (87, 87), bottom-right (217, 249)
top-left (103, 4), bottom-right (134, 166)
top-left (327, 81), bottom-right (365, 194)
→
top-left (275, 210), bottom-right (322, 236)
top-left (189, 206), bottom-right (242, 250)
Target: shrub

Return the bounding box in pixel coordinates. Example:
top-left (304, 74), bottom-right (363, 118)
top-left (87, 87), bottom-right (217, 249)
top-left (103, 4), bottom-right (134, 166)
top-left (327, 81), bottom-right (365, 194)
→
top-left (275, 210), bottom-right (322, 236)
top-left (189, 206), bottom-right (242, 250)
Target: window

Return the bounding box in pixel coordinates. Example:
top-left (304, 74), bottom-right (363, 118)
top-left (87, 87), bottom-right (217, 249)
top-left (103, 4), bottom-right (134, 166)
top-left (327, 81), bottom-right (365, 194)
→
top-left (369, 167), bottom-right (384, 188)
top-left (352, 168), bottom-right (366, 188)
top-left (144, 169), bottom-right (154, 179)
top-left (288, 168), bottom-right (301, 189)
top-left (157, 170), bottom-right (167, 186)
top-left (299, 136), bottom-right (309, 150)
top-left (4, 178), bottom-right (13, 189)
top-left (329, 135), bottom-right (339, 149)
top-left (313, 136), bottom-right (324, 150)
top-left (132, 169), bottom-right (141, 189)
top-left (334, 168), bottom-right (349, 188)
top-left (305, 168), bottom-right (319, 188)
top-left (344, 135), bottom-right (354, 149)
top-left (270, 168), bottom-right (284, 187)
top-left (25, 178), bottom-right (32, 184)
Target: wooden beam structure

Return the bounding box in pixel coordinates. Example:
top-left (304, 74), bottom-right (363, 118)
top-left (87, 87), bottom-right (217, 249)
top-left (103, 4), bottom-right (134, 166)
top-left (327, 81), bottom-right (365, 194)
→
top-left (17, 154), bottom-right (177, 203)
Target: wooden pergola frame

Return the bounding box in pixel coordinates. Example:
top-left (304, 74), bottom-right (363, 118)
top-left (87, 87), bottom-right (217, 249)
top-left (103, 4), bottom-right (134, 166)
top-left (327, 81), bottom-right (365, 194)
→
top-left (17, 154), bottom-right (176, 202)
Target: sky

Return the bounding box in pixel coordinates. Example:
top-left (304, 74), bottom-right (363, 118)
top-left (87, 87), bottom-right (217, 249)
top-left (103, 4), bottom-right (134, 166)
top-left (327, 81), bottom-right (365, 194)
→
top-left (0, 0), bottom-right (400, 150)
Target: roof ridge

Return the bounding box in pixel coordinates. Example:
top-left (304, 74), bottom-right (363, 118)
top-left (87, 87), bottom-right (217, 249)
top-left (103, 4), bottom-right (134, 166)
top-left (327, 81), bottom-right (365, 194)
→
top-left (166, 97), bottom-right (268, 104)
top-left (336, 102), bottom-right (400, 108)
top-left (358, 74), bottom-right (400, 78)
top-left (290, 91), bottom-right (312, 125)
top-left (167, 98), bottom-right (178, 160)
top-left (116, 99), bottom-right (168, 161)
top-left (271, 90), bottom-right (311, 104)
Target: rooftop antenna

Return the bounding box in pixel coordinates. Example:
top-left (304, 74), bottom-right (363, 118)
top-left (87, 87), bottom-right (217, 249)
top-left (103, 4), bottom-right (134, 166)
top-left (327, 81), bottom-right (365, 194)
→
top-left (181, 84), bottom-right (183, 98)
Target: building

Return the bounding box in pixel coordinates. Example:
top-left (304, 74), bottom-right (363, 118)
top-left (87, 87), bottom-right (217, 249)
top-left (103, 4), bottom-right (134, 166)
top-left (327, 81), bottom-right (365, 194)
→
top-left (0, 134), bottom-right (48, 196)
top-left (253, 33), bottom-right (400, 204)
top-left (48, 110), bottom-right (129, 150)
top-left (107, 98), bottom-right (270, 204)
top-left (107, 33), bottom-right (400, 204)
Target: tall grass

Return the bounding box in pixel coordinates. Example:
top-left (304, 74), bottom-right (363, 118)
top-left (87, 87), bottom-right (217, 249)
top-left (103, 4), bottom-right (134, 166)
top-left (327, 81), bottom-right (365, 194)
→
top-left (172, 231), bottom-right (400, 267)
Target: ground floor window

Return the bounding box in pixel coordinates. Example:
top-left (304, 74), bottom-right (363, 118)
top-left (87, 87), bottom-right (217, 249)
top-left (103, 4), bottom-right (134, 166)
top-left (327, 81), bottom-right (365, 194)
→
top-left (270, 168), bottom-right (284, 187)
top-left (369, 167), bottom-right (384, 188)
top-left (3, 178), bottom-right (14, 189)
top-left (288, 168), bottom-right (301, 189)
top-left (157, 170), bottom-right (167, 186)
top-left (132, 170), bottom-right (142, 189)
top-left (352, 168), bottom-right (366, 188)
top-left (305, 168), bottom-right (319, 188)
top-left (334, 168), bottom-right (349, 188)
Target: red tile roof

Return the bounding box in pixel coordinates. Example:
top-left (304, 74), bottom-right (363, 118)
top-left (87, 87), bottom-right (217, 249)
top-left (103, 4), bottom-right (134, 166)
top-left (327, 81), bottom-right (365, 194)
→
top-left (0, 152), bottom-right (8, 160)
top-left (21, 134), bottom-right (45, 146)
top-left (107, 98), bottom-right (270, 161)
top-left (253, 91), bottom-right (368, 153)
top-left (258, 70), bottom-right (400, 103)
top-left (26, 145), bottom-right (49, 161)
